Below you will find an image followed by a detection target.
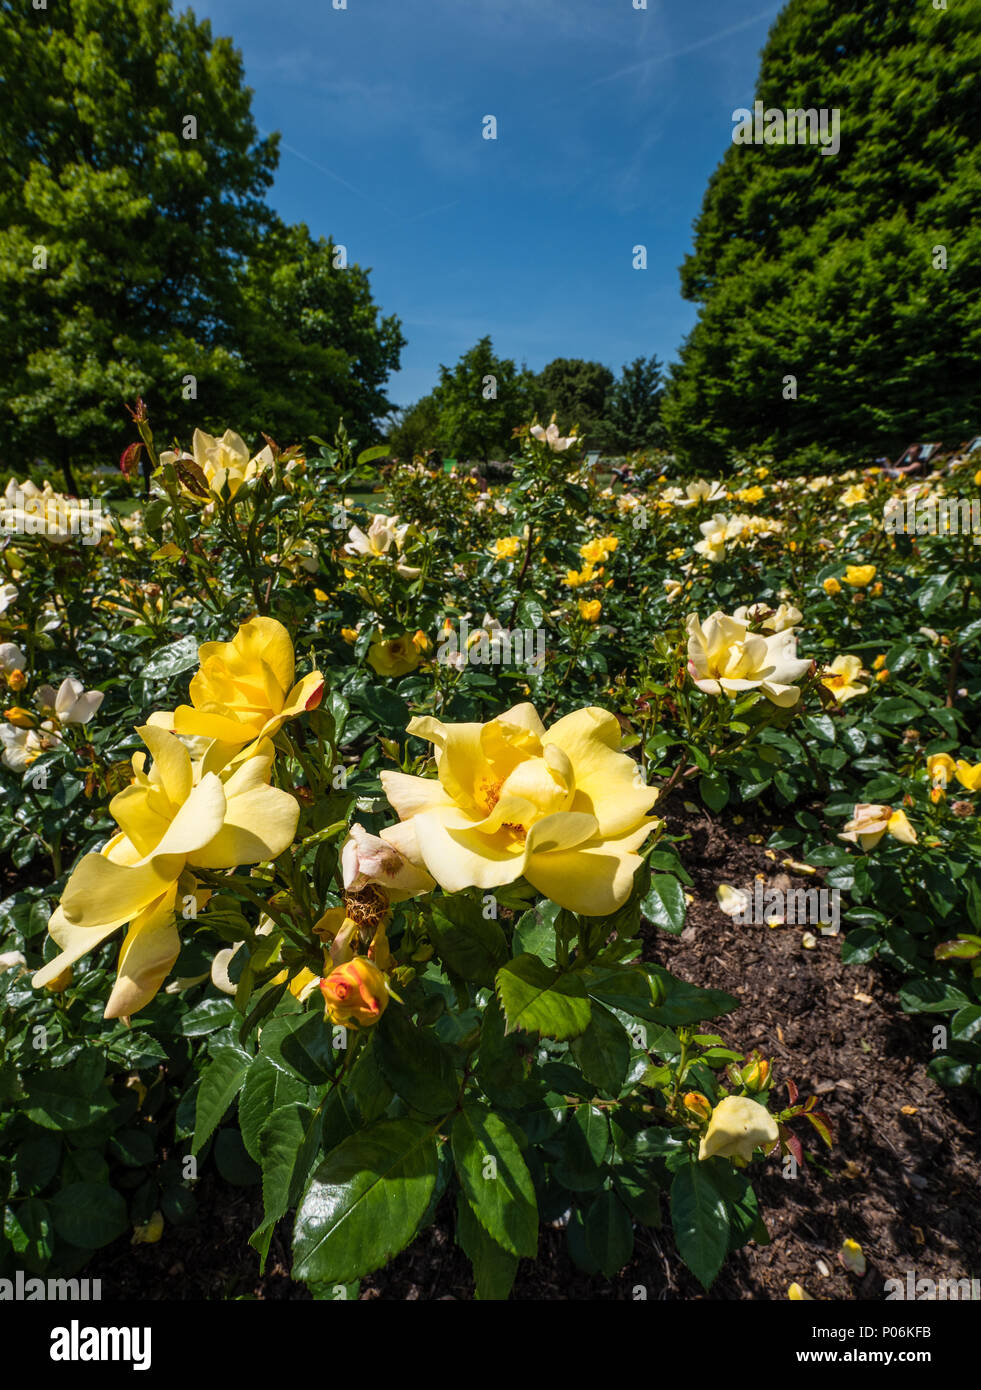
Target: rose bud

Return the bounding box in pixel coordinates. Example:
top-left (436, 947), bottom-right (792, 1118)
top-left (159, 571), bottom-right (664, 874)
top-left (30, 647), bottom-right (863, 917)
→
top-left (319, 957), bottom-right (390, 1028)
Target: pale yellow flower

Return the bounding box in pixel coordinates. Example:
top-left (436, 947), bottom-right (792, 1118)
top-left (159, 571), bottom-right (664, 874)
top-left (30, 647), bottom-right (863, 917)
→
top-left (820, 655), bottom-right (868, 704)
top-left (379, 704), bottom-right (659, 915)
top-left (698, 1095), bottom-right (779, 1161)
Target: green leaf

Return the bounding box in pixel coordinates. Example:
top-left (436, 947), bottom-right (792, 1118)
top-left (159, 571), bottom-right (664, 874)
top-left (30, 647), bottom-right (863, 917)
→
top-left (49, 1182), bottom-right (129, 1250)
top-left (454, 1191), bottom-right (518, 1300)
top-left (192, 1045), bottom-right (251, 1155)
top-left (570, 1003), bottom-right (631, 1096)
top-left (899, 978), bottom-right (971, 1015)
top-left (584, 1189), bottom-right (634, 1277)
top-left (698, 773), bottom-right (729, 812)
top-left (250, 1103), bottom-right (318, 1266)
top-left (239, 1054), bottom-right (309, 1161)
top-left (376, 1005), bottom-right (459, 1115)
top-left (512, 899), bottom-right (560, 966)
top-left (451, 1103), bottom-right (538, 1259)
top-left (841, 927), bottom-right (881, 965)
top-left (670, 1161), bottom-right (730, 1291)
top-left (951, 1006), bottom-right (981, 1043)
top-left (24, 1052), bottom-right (112, 1131)
top-left (264, 1012), bottom-right (337, 1085)
top-left (553, 1104), bottom-right (610, 1192)
top-left (293, 1118), bottom-right (438, 1286)
top-left (647, 965), bottom-right (739, 1025)
top-left (642, 875), bottom-right (688, 935)
top-left (357, 444), bottom-right (391, 465)
top-left (430, 895), bottom-right (509, 987)
top-left (4, 1197), bottom-right (53, 1269)
top-left (582, 964), bottom-right (660, 1019)
top-left (142, 634), bottom-right (200, 681)
top-left (496, 954), bottom-right (592, 1040)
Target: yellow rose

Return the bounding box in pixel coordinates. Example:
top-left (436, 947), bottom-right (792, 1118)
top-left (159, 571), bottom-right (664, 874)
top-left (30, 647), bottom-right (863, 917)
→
top-left (580, 536), bottom-right (618, 566)
top-left (955, 760), bottom-right (981, 793)
top-left (820, 655), bottom-right (868, 703)
top-left (320, 957), bottom-right (390, 1028)
top-left (578, 599), bottom-right (601, 623)
top-left (32, 727), bottom-right (300, 1017)
top-left (844, 564), bottom-right (876, 587)
top-left (378, 703), bottom-right (659, 915)
top-left (839, 803), bottom-right (917, 851)
top-left (341, 627), bottom-right (359, 644)
top-left (367, 634), bottom-right (423, 677)
top-left (686, 611), bottom-right (811, 708)
top-left (152, 617), bottom-right (324, 748)
top-left (840, 484), bottom-right (867, 507)
top-left (490, 536), bottom-right (522, 560)
top-left (823, 577), bottom-right (842, 596)
top-left (191, 428), bottom-right (274, 499)
top-left (698, 1095), bottom-right (779, 1161)
top-left (562, 564), bottom-right (597, 588)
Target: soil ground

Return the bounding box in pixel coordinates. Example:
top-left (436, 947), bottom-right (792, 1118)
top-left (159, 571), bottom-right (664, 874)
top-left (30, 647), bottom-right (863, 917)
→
top-left (79, 797), bottom-right (981, 1301)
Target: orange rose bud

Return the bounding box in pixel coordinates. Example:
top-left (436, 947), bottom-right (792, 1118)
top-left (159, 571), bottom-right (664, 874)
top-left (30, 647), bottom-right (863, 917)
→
top-left (683, 1091), bottom-right (712, 1123)
top-left (7, 669), bottom-right (27, 692)
top-left (4, 707), bottom-right (36, 728)
top-left (319, 956), bottom-right (389, 1028)
top-left (740, 1055), bottom-right (770, 1091)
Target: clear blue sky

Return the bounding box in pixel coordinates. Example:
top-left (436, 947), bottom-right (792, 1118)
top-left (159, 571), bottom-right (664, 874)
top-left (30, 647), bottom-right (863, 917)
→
top-left (193, 0), bottom-right (782, 410)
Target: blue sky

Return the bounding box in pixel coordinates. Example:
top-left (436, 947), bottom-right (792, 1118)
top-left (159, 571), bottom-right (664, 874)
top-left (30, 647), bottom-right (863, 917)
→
top-left (193, 0), bottom-right (783, 410)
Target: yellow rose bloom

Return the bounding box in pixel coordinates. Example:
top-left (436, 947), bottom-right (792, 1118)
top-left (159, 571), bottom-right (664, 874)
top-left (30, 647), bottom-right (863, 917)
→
top-left (151, 617), bottom-right (324, 749)
top-left (839, 803), bottom-right (917, 851)
top-left (955, 760), bottom-right (981, 793)
top-left (367, 634), bottom-right (423, 677)
top-left (562, 564), bottom-right (598, 588)
top-left (698, 1095), bottom-right (779, 1162)
top-left (823, 577), bottom-right (842, 596)
top-left (844, 564), bottom-right (876, 587)
top-left (491, 536), bottom-right (522, 560)
top-left (840, 484), bottom-right (868, 507)
top-left (32, 728), bottom-right (300, 1017)
top-left (820, 655), bottom-right (868, 703)
top-left (378, 703), bottom-right (659, 915)
top-left (162, 428), bottom-right (274, 500)
top-left (578, 599), bottom-right (601, 623)
top-left (686, 611), bottom-right (811, 708)
top-left (579, 536), bottom-right (618, 566)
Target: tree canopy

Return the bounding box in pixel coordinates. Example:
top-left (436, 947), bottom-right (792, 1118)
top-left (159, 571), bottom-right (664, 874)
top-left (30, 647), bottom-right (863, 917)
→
top-left (0, 0), bottom-right (402, 480)
top-left (663, 0), bottom-right (981, 464)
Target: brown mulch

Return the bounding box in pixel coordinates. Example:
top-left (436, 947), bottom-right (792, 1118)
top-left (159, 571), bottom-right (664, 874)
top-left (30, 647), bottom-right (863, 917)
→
top-left (75, 800), bottom-right (981, 1299)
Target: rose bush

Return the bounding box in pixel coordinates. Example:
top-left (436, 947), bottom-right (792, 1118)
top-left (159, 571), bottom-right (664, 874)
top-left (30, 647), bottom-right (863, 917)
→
top-left (1, 409), bottom-right (977, 1296)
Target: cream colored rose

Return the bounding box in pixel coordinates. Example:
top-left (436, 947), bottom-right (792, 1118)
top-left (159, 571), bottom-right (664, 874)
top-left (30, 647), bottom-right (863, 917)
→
top-left (698, 1095), bottom-right (779, 1161)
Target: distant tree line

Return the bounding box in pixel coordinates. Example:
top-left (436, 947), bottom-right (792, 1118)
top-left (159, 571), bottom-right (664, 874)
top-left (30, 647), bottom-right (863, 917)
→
top-left (386, 337), bottom-right (666, 462)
